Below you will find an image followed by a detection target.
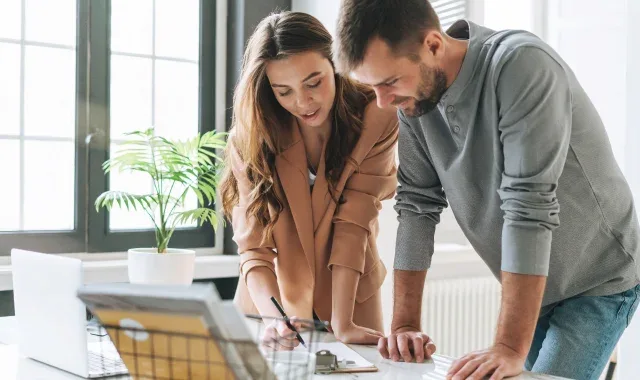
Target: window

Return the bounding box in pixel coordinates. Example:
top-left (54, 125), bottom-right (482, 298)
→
top-left (109, 0), bottom-right (200, 231)
top-left (0, 0), bottom-right (77, 233)
top-left (431, 0), bottom-right (467, 31)
top-left (0, 0), bottom-right (221, 255)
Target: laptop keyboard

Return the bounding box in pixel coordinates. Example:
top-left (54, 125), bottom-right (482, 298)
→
top-left (88, 349), bottom-right (128, 376)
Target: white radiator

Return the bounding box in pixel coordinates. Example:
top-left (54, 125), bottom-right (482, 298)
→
top-left (423, 277), bottom-right (502, 359)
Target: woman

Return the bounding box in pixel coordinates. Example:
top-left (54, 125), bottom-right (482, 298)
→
top-left (220, 11), bottom-right (398, 349)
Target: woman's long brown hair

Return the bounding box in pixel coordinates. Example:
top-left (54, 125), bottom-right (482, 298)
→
top-left (220, 11), bottom-right (374, 243)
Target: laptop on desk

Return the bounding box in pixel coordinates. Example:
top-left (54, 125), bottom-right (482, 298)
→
top-left (10, 249), bottom-right (128, 378)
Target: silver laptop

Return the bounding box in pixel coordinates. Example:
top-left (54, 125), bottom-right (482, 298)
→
top-left (11, 249), bottom-right (128, 378)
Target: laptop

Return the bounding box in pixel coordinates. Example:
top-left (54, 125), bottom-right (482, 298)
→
top-left (10, 249), bottom-right (128, 378)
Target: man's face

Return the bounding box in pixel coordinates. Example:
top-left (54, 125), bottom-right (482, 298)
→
top-left (352, 37), bottom-right (447, 117)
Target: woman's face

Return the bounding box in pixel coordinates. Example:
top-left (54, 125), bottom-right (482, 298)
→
top-left (265, 51), bottom-right (336, 129)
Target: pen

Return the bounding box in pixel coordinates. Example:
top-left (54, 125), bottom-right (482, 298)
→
top-left (270, 296), bottom-right (307, 348)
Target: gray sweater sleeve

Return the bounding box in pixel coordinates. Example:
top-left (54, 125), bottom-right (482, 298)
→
top-left (496, 47), bottom-right (572, 276)
top-left (394, 111), bottom-right (448, 271)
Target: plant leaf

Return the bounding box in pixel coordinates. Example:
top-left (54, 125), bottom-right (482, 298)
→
top-left (96, 127), bottom-right (228, 243)
top-left (94, 191), bottom-right (156, 213)
top-left (170, 207), bottom-right (218, 230)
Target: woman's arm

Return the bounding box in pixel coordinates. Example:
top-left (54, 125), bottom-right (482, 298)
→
top-left (331, 265), bottom-right (358, 329)
top-left (329, 112), bottom-right (399, 343)
top-left (331, 265), bottom-right (384, 343)
top-left (245, 255), bottom-right (282, 318)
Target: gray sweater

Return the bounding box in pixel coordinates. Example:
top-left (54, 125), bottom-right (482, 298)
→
top-left (394, 20), bottom-right (640, 306)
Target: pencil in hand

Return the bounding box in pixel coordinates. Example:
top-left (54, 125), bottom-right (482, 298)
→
top-left (270, 296), bottom-right (307, 348)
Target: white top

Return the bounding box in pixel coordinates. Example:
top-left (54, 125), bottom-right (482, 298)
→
top-left (308, 168), bottom-right (317, 186)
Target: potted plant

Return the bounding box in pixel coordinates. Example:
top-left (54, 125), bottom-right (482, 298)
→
top-left (95, 128), bottom-right (227, 285)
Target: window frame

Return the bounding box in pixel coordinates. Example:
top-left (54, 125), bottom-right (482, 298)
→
top-left (0, 0), bottom-right (222, 255)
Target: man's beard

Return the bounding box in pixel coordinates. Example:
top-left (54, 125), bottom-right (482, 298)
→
top-left (404, 64), bottom-right (448, 117)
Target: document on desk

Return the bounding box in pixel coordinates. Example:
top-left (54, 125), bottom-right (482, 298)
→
top-left (299, 341), bottom-right (377, 373)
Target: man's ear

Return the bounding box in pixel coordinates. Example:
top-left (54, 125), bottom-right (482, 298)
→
top-left (423, 30), bottom-right (445, 60)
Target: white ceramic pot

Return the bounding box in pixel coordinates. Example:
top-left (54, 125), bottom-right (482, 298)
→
top-left (127, 248), bottom-right (196, 285)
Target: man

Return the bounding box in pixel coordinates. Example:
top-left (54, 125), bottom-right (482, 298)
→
top-left (334, 1), bottom-right (640, 380)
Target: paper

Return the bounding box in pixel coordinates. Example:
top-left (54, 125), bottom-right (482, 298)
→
top-left (298, 341), bottom-right (374, 369)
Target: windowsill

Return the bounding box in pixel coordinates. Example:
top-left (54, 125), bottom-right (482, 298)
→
top-left (0, 243), bottom-right (487, 291)
top-left (0, 249), bottom-right (240, 292)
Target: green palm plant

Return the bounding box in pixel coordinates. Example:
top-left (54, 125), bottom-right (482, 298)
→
top-left (95, 128), bottom-right (227, 253)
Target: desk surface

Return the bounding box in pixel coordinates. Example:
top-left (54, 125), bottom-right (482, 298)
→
top-left (0, 317), bottom-right (566, 380)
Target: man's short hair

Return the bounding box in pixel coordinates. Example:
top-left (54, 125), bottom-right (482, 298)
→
top-left (334, 0), bottom-right (441, 74)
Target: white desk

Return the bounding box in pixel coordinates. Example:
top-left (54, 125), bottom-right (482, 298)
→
top-left (0, 317), bottom-right (568, 380)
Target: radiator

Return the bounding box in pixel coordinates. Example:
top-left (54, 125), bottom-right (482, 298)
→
top-left (422, 276), bottom-right (502, 359)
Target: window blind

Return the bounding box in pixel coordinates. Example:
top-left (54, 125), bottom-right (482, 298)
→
top-left (431, 0), bottom-right (467, 31)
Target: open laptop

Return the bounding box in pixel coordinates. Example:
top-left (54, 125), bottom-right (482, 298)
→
top-left (10, 249), bottom-right (128, 378)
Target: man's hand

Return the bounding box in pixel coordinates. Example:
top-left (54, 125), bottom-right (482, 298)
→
top-left (378, 327), bottom-right (437, 363)
top-left (446, 343), bottom-right (525, 380)
top-left (380, 270), bottom-right (432, 362)
top-left (446, 272), bottom-right (545, 379)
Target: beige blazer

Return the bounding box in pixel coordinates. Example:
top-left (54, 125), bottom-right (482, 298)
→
top-left (230, 102), bottom-right (399, 330)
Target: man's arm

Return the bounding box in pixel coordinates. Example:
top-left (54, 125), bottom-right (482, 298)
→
top-left (493, 46), bottom-right (571, 353)
top-left (393, 112), bottom-right (447, 275)
top-left (448, 272), bottom-right (546, 380)
top-left (392, 110), bottom-right (447, 305)
top-left (448, 46), bottom-right (572, 380)
top-left (381, 111), bottom-right (446, 362)
top-left (495, 272), bottom-right (546, 357)
top-left (390, 269), bottom-right (427, 333)
top-left (379, 269), bottom-right (437, 363)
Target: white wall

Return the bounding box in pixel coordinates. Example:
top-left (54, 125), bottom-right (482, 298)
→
top-left (482, 0), bottom-right (538, 34)
top-left (292, 0), bottom-right (341, 36)
top-left (546, 0), bottom-right (628, 171)
top-left (624, 0), bottom-right (640, 203)
top-left (618, 0), bottom-right (640, 377)
top-left (545, 3), bottom-right (640, 377)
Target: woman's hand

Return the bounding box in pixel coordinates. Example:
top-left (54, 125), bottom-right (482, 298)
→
top-left (332, 320), bottom-right (384, 345)
top-left (261, 317), bottom-right (304, 351)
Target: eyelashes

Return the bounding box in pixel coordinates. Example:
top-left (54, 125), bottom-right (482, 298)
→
top-left (277, 79), bottom-right (322, 97)
top-left (308, 79), bottom-right (321, 88)
top-left (385, 78), bottom-right (399, 86)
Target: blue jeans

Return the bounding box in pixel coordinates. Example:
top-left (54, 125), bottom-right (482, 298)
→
top-left (525, 284), bottom-right (640, 380)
